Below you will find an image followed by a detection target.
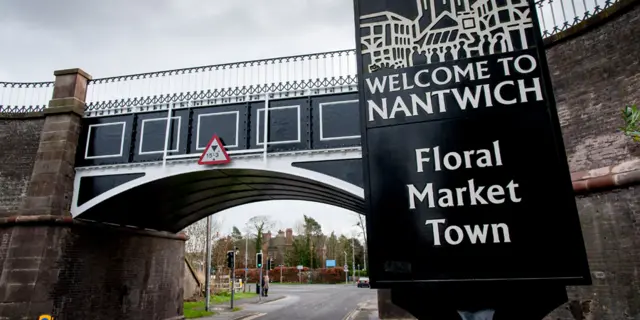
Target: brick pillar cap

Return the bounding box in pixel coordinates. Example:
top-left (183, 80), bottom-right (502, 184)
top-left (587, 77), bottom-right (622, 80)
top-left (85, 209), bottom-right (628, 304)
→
top-left (53, 68), bottom-right (92, 80)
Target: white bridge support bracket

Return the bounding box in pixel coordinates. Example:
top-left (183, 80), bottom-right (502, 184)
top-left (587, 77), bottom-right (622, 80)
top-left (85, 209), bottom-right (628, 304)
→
top-left (71, 147), bottom-right (364, 218)
top-left (263, 92), bottom-right (270, 166)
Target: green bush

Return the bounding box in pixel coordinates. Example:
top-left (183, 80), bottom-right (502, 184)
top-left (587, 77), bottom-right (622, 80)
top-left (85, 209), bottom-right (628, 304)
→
top-left (621, 104), bottom-right (640, 142)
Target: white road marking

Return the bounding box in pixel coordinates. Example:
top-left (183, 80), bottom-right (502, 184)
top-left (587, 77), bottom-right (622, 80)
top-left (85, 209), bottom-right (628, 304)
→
top-left (342, 308), bottom-right (359, 320)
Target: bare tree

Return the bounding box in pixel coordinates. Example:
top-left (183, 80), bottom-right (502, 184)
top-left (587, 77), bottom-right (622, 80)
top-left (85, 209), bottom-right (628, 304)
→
top-left (245, 215), bottom-right (275, 254)
top-left (183, 216), bottom-right (222, 269)
top-left (213, 236), bottom-right (234, 272)
top-left (354, 213), bottom-right (368, 270)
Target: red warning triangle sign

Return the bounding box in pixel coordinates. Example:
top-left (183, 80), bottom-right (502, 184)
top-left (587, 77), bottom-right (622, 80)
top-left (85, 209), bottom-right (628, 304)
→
top-left (198, 135), bottom-right (231, 165)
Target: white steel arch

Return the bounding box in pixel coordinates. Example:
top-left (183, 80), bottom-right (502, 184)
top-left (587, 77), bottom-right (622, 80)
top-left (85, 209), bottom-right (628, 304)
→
top-left (71, 147), bottom-right (364, 218)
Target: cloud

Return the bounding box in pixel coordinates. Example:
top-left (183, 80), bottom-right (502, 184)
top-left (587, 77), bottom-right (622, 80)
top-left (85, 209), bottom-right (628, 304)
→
top-left (0, 0), bottom-right (355, 81)
top-left (215, 200), bottom-right (363, 238)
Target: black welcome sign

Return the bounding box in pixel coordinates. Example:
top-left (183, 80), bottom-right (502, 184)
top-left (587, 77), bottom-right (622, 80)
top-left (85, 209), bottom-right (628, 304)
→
top-left (353, 0), bottom-right (591, 287)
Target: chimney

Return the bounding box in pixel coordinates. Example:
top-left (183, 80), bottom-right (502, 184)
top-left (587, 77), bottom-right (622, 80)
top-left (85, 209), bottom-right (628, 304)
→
top-left (262, 231), bottom-right (272, 253)
top-left (286, 228), bottom-right (293, 245)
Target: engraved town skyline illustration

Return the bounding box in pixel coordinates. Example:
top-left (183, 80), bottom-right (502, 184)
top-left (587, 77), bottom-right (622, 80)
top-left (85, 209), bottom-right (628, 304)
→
top-left (359, 0), bottom-right (535, 73)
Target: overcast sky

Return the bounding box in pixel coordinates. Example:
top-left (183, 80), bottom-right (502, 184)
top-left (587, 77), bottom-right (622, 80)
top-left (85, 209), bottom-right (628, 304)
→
top-left (0, 0), bottom-right (356, 82)
top-left (0, 0), bottom-right (362, 236)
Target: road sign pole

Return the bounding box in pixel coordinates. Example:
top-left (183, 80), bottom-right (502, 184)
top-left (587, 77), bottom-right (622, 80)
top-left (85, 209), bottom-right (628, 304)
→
top-left (231, 251), bottom-right (235, 310)
top-left (258, 267), bottom-right (263, 302)
top-left (204, 215), bottom-right (212, 311)
top-left (343, 264), bottom-right (349, 284)
top-left (343, 251), bottom-right (348, 283)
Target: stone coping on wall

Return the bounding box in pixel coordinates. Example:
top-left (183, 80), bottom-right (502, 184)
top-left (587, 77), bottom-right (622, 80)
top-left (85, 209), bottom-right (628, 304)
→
top-left (0, 111), bottom-right (45, 119)
top-left (0, 215), bottom-right (188, 240)
top-left (572, 159), bottom-right (640, 194)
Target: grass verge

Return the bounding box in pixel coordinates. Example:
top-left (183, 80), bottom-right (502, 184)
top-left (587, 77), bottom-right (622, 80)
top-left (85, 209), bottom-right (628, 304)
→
top-left (183, 292), bottom-right (258, 319)
top-left (183, 307), bottom-right (214, 319)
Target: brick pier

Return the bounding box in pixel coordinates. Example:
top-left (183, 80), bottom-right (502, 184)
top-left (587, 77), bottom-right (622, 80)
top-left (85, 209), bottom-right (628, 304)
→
top-left (0, 69), bottom-right (186, 320)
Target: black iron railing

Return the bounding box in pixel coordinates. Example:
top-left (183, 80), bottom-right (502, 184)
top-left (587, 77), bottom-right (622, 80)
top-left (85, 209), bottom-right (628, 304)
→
top-left (0, 81), bottom-right (53, 113)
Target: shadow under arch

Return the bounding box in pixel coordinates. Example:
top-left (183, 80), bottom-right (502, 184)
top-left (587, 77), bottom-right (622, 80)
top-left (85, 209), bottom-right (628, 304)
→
top-left (78, 168), bottom-right (365, 232)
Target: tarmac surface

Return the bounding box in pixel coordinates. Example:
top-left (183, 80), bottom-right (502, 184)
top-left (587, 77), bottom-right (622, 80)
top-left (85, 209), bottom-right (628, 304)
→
top-left (201, 283), bottom-right (378, 320)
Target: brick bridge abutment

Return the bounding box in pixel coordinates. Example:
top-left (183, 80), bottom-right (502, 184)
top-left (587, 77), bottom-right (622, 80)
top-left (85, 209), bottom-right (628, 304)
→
top-left (1, 0), bottom-right (640, 319)
top-left (0, 70), bottom-right (186, 319)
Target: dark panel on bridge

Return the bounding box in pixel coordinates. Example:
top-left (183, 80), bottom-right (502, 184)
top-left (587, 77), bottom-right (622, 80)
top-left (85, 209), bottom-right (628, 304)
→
top-left (191, 103), bottom-right (249, 152)
top-left (291, 159), bottom-right (364, 188)
top-left (77, 173), bottom-right (146, 206)
top-left (310, 93), bottom-right (361, 149)
top-left (77, 92), bottom-right (364, 166)
top-left (77, 169), bottom-right (364, 232)
top-left (76, 115), bottom-right (134, 166)
top-left (132, 110), bottom-right (189, 163)
top-left (249, 97), bottom-right (311, 152)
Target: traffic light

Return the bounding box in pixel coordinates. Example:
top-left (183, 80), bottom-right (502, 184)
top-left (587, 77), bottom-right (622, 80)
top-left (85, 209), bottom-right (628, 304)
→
top-left (269, 258), bottom-right (274, 270)
top-left (266, 257), bottom-right (271, 270)
top-left (227, 250), bottom-right (235, 268)
top-left (256, 252), bottom-right (263, 268)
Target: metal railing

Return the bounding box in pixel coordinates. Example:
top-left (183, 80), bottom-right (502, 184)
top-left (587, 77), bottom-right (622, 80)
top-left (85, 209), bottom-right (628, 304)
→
top-left (84, 49), bottom-right (358, 112)
top-left (0, 0), bottom-right (621, 113)
top-left (535, 0), bottom-right (615, 37)
top-left (0, 81), bottom-right (53, 113)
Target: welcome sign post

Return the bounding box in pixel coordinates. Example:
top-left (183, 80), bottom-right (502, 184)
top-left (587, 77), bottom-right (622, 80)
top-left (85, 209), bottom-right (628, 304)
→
top-left (353, 0), bottom-right (591, 317)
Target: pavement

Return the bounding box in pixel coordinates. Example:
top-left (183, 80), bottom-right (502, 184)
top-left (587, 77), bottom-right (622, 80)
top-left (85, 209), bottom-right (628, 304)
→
top-left (200, 283), bottom-right (378, 320)
top-left (348, 298), bottom-right (380, 320)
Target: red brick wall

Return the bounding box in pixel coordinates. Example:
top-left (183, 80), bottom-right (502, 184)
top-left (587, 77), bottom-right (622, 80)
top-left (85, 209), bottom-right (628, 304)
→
top-left (543, 3), bottom-right (640, 318)
top-left (547, 1), bottom-right (640, 172)
top-left (546, 186), bottom-right (640, 319)
top-left (0, 223), bottom-right (185, 320)
top-left (0, 116), bottom-right (44, 216)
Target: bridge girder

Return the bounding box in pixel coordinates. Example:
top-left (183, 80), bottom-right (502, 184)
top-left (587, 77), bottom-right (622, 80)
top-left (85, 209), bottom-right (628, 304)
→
top-left (77, 168), bottom-right (365, 232)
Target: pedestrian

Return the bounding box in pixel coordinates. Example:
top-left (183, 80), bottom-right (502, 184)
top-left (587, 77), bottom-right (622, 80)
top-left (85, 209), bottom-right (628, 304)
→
top-left (263, 275), bottom-right (270, 297)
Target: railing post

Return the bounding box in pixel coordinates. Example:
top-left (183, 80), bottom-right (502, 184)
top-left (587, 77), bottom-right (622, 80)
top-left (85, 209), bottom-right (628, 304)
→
top-left (19, 68), bottom-right (92, 216)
